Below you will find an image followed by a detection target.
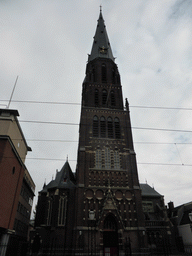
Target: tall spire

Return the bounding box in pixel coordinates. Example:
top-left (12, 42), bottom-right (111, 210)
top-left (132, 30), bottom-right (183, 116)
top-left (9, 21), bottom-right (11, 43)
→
top-left (88, 9), bottom-right (114, 62)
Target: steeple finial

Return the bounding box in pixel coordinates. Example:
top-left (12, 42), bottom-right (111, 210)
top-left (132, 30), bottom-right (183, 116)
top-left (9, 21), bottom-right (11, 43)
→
top-left (100, 5), bottom-right (102, 13)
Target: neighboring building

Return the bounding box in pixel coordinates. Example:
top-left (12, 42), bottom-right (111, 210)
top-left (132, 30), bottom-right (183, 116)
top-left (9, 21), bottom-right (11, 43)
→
top-left (0, 108), bottom-right (35, 256)
top-left (33, 10), bottom-right (149, 256)
top-left (140, 184), bottom-right (172, 255)
top-left (31, 161), bottom-right (76, 255)
top-left (168, 201), bottom-right (192, 254)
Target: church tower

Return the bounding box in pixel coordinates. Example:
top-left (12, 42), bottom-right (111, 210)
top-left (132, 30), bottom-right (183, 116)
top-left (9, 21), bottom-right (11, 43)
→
top-left (75, 10), bottom-right (147, 255)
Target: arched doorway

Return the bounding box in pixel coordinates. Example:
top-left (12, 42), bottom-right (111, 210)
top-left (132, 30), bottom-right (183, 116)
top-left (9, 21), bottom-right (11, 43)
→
top-left (103, 214), bottom-right (118, 256)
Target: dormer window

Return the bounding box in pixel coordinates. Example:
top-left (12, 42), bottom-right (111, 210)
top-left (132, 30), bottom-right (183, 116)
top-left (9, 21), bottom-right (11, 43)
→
top-left (64, 178), bottom-right (67, 183)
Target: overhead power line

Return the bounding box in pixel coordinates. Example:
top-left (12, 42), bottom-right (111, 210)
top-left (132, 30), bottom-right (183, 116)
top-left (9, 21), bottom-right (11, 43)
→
top-left (0, 99), bottom-right (80, 106)
top-left (1, 99), bottom-right (192, 111)
top-left (3, 155), bottom-right (191, 167)
top-left (24, 157), bottom-right (192, 167)
top-left (27, 139), bottom-right (78, 142)
top-left (19, 119), bottom-right (192, 133)
top-left (24, 139), bottom-right (192, 145)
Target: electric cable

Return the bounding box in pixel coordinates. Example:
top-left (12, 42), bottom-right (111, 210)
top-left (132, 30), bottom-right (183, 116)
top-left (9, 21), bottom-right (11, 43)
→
top-left (1, 99), bottom-right (192, 111)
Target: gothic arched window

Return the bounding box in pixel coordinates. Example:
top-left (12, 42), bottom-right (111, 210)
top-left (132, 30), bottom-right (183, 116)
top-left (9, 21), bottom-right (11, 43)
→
top-left (105, 147), bottom-right (111, 169)
top-left (95, 149), bottom-right (102, 169)
top-left (111, 91), bottom-right (116, 107)
top-left (102, 64), bottom-right (107, 82)
top-left (95, 89), bottom-right (99, 106)
top-left (47, 198), bottom-right (53, 226)
top-left (93, 116), bottom-right (99, 137)
top-left (58, 196), bottom-right (67, 226)
top-left (100, 116), bottom-right (106, 137)
top-left (114, 117), bottom-right (121, 139)
top-left (102, 89), bottom-right (107, 105)
top-left (114, 150), bottom-right (120, 169)
top-left (107, 117), bottom-right (113, 138)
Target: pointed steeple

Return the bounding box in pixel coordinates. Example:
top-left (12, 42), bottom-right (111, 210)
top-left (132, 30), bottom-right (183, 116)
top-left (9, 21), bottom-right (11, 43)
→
top-left (40, 161), bottom-right (76, 192)
top-left (88, 9), bottom-right (114, 62)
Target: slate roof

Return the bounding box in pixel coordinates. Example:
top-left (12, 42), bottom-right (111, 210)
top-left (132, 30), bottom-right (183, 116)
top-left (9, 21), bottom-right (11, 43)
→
top-left (140, 183), bottom-right (162, 197)
top-left (41, 161), bottom-right (76, 192)
top-left (88, 10), bottom-right (114, 62)
top-left (170, 202), bottom-right (192, 225)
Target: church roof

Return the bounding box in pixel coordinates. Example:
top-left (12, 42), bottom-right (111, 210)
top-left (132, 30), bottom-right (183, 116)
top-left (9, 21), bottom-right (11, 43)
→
top-left (88, 10), bottom-right (114, 62)
top-left (41, 161), bottom-right (76, 192)
top-left (140, 183), bottom-right (162, 197)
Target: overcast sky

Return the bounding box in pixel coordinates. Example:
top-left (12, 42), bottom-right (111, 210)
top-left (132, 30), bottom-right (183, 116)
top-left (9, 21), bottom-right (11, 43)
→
top-left (1, 0), bottom-right (192, 213)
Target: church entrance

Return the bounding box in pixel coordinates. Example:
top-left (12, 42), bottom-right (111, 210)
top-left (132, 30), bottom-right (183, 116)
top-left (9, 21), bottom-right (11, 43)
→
top-left (103, 215), bottom-right (118, 256)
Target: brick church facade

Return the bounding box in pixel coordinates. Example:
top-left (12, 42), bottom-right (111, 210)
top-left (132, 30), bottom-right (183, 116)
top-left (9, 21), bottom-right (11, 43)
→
top-left (32, 10), bottom-right (172, 256)
top-left (74, 9), bottom-right (147, 255)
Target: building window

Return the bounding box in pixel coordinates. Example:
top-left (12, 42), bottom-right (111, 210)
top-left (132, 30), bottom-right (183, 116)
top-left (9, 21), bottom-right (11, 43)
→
top-left (58, 196), bottom-right (67, 226)
top-left (93, 116), bottom-right (120, 139)
top-left (107, 117), bottom-right (113, 138)
top-left (95, 89), bottom-right (99, 106)
top-left (95, 148), bottom-right (121, 170)
top-left (96, 149), bottom-right (102, 169)
top-left (142, 201), bottom-right (154, 213)
top-left (114, 117), bottom-right (121, 139)
top-left (105, 148), bottom-right (111, 169)
top-left (100, 116), bottom-right (106, 137)
top-left (102, 64), bottom-right (107, 82)
top-left (102, 89), bottom-right (107, 105)
top-left (111, 91), bottom-right (116, 107)
top-left (47, 199), bottom-right (53, 226)
top-left (114, 150), bottom-right (120, 169)
top-left (93, 116), bottom-right (99, 137)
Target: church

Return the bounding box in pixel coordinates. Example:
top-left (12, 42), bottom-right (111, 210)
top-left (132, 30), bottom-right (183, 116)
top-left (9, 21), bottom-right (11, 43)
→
top-left (32, 10), bottom-right (172, 256)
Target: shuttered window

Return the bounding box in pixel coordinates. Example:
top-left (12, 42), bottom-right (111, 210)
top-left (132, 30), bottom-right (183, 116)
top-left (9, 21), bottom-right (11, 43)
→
top-left (100, 116), bottom-right (106, 137)
top-left (107, 117), bottom-right (113, 138)
top-left (114, 117), bottom-right (121, 139)
top-left (93, 116), bottom-right (99, 137)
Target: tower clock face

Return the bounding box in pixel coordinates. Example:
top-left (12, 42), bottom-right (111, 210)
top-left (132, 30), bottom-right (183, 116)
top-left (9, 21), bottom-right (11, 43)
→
top-left (99, 46), bottom-right (107, 54)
